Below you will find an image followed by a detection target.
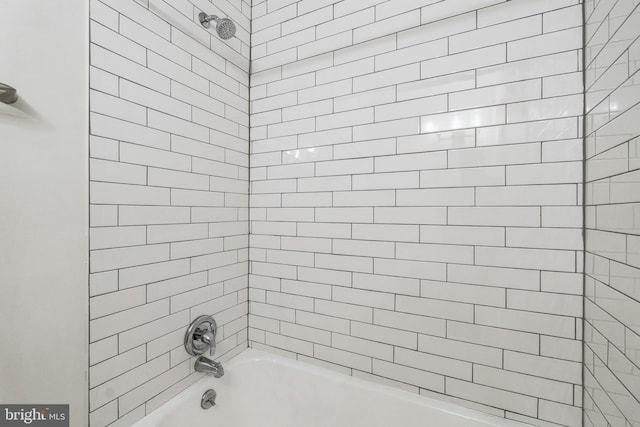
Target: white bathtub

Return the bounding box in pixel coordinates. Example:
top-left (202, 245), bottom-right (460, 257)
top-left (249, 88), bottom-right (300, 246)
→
top-left (133, 349), bottom-right (529, 427)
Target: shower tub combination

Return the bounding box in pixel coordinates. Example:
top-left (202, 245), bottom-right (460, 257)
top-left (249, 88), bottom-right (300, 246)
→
top-left (133, 349), bottom-right (528, 427)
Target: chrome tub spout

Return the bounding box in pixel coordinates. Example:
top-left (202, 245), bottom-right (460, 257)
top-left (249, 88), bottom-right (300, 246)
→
top-left (195, 356), bottom-right (224, 378)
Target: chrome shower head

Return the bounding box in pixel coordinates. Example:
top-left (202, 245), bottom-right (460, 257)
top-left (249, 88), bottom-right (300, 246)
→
top-left (199, 12), bottom-right (236, 40)
top-left (215, 17), bottom-right (236, 40)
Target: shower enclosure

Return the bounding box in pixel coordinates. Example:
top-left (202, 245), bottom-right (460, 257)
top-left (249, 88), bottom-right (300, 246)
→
top-left (1, 1), bottom-right (639, 426)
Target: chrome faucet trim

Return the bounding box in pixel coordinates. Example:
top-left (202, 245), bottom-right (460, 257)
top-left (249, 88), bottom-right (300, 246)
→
top-left (201, 389), bottom-right (217, 409)
top-left (195, 356), bottom-right (224, 378)
top-left (184, 315), bottom-right (218, 357)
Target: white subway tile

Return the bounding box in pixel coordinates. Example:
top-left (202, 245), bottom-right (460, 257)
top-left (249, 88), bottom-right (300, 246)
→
top-left (420, 166), bottom-right (505, 188)
top-left (298, 80), bottom-right (352, 104)
top-left (506, 227), bottom-right (583, 251)
top-left (333, 333), bottom-right (392, 361)
top-left (374, 259), bottom-right (446, 280)
top-left (373, 359), bottom-right (444, 392)
top-left (421, 280), bottom-right (505, 307)
top-left (118, 361), bottom-right (189, 415)
top-left (508, 28), bottom-right (582, 62)
top-left (353, 273), bottom-right (420, 296)
top-left (333, 139), bottom-right (396, 160)
top-left (118, 310), bottom-right (189, 353)
top-left (476, 306), bottom-right (576, 339)
top-left (374, 308), bottom-right (445, 336)
top-left (445, 378), bottom-right (537, 417)
top-left (333, 239), bottom-right (394, 258)
top-left (333, 287), bottom-right (395, 310)
top-left (448, 207), bottom-right (541, 227)
top-left (119, 206), bottom-right (190, 226)
top-left (421, 106), bottom-right (506, 133)
top-left (504, 351), bottom-right (582, 384)
top-left (334, 87), bottom-right (396, 113)
top-left (89, 355), bottom-right (169, 410)
top-left (450, 16), bottom-right (542, 54)
top-left (421, 45), bottom-right (506, 79)
top-left (476, 246), bottom-right (576, 272)
top-left (90, 287), bottom-right (146, 320)
top-left (90, 244), bottom-right (170, 273)
top-left (281, 322), bottom-right (330, 346)
top-left (334, 34), bottom-right (396, 65)
top-left (382, 95), bottom-right (449, 123)
top-left (354, 63), bottom-right (420, 93)
top-left (119, 259), bottom-right (190, 290)
top-left (333, 190), bottom-right (396, 207)
top-left (375, 39), bottom-right (447, 72)
top-left (297, 311), bottom-right (349, 335)
top-left (449, 143), bottom-right (541, 168)
top-left (478, 51), bottom-right (578, 87)
top-left (478, 0), bottom-right (576, 28)
top-left (91, 44), bottom-right (169, 94)
top-left (397, 242), bottom-right (473, 264)
top-left (89, 226), bottom-right (146, 250)
top-left (90, 271), bottom-right (118, 297)
top-left (316, 254), bottom-right (373, 274)
top-left (450, 79), bottom-right (542, 111)
top-left (91, 113), bottom-right (170, 150)
top-left (315, 300), bottom-right (372, 323)
top-left (352, 321), bottom-right (417, 349)
top-left (397, 188), bottom-right (475, 207)
top-left (447, 321), bottom-right (539, 354)
top-left (281, 279), bottom-right (332, 299)
top-left (398, 12), bottom-right (475, 48)
top-left (375, 207), bottom-right (447, 225)
top-left (396, 347), bottom-right (472, 381)
top-left (396, 295), bottom-right (473, 322)
top-left (91, 90), bottom-right (147, 125)
top-left (314, 344), bottom-right (372, 372)
top-left (421, 0), bottom-right (504, 25)
top-left (90, 300), bottom-right (169, 343)
top-left (316, 108), bottom-right (374, 131)
top-left (419, 335), bottom-right (503, 368)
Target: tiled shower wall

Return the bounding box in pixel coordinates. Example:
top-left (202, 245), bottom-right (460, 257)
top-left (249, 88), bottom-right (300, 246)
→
top-left (583, 1), bottom-right (640, 426)
top-left (248, 1), bottom-right (584, 425)
top-left (87, 0), bottom-right (250, 425)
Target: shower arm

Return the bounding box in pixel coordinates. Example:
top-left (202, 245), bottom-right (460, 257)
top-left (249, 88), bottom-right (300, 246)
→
top-left (199, 13), bottom-right (219, 27)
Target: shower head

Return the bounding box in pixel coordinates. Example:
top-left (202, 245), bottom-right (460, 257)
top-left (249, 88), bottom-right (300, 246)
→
top-left (199, 12), bottom-right (236, 40)
top-left (215, 18), bottom-right (236, 40)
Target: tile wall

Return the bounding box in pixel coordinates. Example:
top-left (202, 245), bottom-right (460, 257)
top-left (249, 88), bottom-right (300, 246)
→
top-left (583, 1), bottom-right (640, 426)
top-left (248, 1), bottom-right (585, 425)
top-left (87, 0), bottom-right (250, 425)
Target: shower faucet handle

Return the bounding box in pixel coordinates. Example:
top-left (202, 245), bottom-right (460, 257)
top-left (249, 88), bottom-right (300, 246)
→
top-left (198, 328), bottom-right (217, 356)
top-left (184, 315), bottom-right (218, 357)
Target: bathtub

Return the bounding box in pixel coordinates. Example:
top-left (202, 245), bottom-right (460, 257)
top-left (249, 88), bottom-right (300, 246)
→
top-left (133, 349), bottom-right (528, 427)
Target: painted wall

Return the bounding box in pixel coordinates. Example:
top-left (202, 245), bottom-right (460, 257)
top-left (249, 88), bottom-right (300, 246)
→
top-left (87, 0), bottom-right (250, 425)
top-left (248, 1), bottom-right (584, 425)
top-left (0, 1), bottom-right (89, 426)
top-left (583, 1), bottom-right (640, 426)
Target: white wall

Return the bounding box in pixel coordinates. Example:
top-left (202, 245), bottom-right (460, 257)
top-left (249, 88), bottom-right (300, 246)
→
top-left (0, 1), bottom-right (89, 426)
top-left (248, 1), bottom-right (584, 426)
top-left (87, 0), bottom-right (251, 425)
top-left (583, 1), bottom-right (640, 426)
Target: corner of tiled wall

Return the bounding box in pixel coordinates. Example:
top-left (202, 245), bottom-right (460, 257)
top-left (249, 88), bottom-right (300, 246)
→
top-left (87, 0), bottom-right (251, 425)
top-left (248, 1), bottom-right (585, 426)
top-left (583, 0), bottom-right (640, 425)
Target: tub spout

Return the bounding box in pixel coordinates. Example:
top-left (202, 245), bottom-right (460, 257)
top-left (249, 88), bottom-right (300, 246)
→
top-left (195, 356), bottom-right (224, 378)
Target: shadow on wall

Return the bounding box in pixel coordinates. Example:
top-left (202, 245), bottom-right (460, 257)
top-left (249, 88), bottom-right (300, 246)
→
top-left (0, 96), bottom-right (51, 130)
